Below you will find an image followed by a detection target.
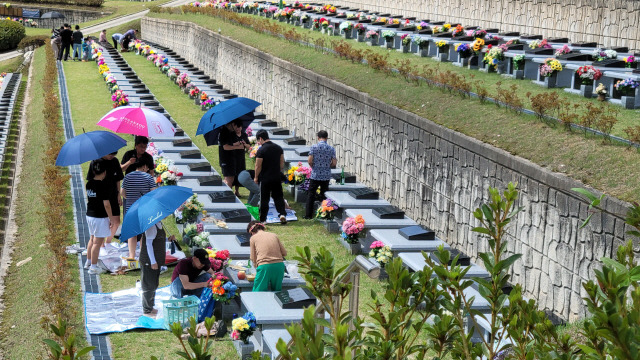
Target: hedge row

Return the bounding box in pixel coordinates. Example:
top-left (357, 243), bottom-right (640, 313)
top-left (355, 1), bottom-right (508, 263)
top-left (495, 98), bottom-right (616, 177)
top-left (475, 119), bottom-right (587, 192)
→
top-left (13, 0), bottom-right (104, 7)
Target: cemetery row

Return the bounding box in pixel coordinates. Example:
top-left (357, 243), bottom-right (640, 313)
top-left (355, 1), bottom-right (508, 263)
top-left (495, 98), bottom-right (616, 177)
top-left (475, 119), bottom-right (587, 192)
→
top-left (197, 1), bottom-right (640, 109)
top-left (116, 38), bottom-right (505, 358)
top-left (0, 72), bottom-right (21, 177)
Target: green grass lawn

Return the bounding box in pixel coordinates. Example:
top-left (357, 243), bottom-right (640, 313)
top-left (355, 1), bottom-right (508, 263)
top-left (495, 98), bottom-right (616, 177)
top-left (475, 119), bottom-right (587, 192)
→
top-left (0, 47), bottom-right (86, 358)
top-left (0, 55), bottom-right (23, 72)
top-left (147, 11), bottom-right (640, 203)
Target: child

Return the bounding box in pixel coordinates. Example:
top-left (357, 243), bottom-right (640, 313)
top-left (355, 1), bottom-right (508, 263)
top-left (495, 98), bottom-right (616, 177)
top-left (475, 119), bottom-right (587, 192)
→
top-left (84, 159), bottom-right (113, 275)
top-left (82, 37), bottom-right (91, 62)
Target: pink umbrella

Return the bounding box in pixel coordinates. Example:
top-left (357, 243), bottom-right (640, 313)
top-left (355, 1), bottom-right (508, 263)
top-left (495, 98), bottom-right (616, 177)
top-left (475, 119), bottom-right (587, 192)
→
top-left (97, 106), bottom-right (176, 138)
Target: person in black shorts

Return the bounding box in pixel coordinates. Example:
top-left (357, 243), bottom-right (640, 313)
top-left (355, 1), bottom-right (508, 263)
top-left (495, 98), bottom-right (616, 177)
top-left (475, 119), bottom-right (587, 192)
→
top-left (254, 130), bottom-right (287, 224)
top-left (233, 119), bottom-right (251, 196)
top-left (87, 152), bottom-right (124, 244)
top-left (121, 136), bottom-right (155, 175)
top-left (84, 159), bottom-right (113, 275)
top-left (219, 121), bottom-right (248, 191)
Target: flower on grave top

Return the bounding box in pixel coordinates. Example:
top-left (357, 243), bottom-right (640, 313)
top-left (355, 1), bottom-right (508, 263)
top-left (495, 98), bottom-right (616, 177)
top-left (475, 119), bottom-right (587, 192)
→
top-left (554, 44), bottom-right (572, 57)
top-left (595, 83), bottom-right (607, 96)
top-left (576, 65), bottom-right (602, 84)
top-left (451, 24), bottom-right (464, 37)
top-left (365, 30), bottom-right (378, 39)
top-left (339, 21), bottom-right (353, 32)
top-left (401, 33), bottom-right (411, 45)
top-left (471, 38), bottom-right (485, 52)
top-left (416, 21), bottom-right (429, 30)
top-left (539, 58), bottom-right (562, 77)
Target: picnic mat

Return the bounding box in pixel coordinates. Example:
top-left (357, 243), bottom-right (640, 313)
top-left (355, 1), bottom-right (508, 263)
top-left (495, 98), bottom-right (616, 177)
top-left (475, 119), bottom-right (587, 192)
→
top-left (98, 242), bottom-right (185, 273)
top-left (85, 286), bottom-right (172, 334)
top-left (264, 200), bottom-right (298, 224)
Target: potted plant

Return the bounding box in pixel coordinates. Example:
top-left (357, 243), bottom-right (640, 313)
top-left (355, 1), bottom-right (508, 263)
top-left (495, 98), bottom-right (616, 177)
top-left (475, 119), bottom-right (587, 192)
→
top-left (512, 54), bottom-right (525, 79)
top-left (315, 199), bottom-right (339, 232)
top-left (576, 65), bottom-right (603, 98)
top-left (454, 43), bottom-right (471, 66)
top-left (539, 58), bottom-right (562, 88)
top-left (340, 215), bottom-right (365, 255)
top-left (231, 312), bottom-right (257, 358)
top-left (381, 30), bottom-right (396, 49)
top-left (368, 241), bottom-right (392, 280)
top-left (435, 40), bottom-right (449, 62)
top-left (614, 78), bottom-right (639, 109)
top-left (354, 23), bottom-right (366, 42)
top-left (412, 36), bottom-right (429, 57)
top-left (400, 33), bottom-right (411, 53)
top-left (339, 21), bottom-right (353, 39)
top-left (595, 83), bottom-right (608, 101)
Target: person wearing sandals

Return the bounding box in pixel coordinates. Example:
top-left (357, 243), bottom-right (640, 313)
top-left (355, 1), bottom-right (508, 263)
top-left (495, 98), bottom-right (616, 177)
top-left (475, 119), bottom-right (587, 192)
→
top-left (247, 220), bottom-right (287, 291)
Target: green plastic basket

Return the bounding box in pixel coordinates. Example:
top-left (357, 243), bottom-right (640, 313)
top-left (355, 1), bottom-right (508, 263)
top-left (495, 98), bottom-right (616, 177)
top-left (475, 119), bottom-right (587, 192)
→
top-left (163, 295), bottom-right (200, 329)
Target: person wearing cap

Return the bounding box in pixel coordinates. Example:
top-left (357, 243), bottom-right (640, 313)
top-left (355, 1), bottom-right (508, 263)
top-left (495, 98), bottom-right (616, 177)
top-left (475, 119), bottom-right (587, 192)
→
top-left (247, 220), bottom-right (287, 291)
top-left (170, 248), bottom-right (215, 298)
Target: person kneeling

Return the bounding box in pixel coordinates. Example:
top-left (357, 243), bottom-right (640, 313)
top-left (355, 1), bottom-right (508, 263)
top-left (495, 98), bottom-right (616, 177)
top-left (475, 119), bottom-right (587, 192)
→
top-left (140, 222), bottom-right (174, 317)
top-left (170, 248), bottom-right (215, 298)
top-left (248, 220), bottom-right (287, 292)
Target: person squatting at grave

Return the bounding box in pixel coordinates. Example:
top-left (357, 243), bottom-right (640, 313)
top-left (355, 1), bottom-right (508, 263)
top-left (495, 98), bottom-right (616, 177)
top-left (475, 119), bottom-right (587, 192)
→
top-left (170, 248), bottom-right (215, 298)
top-left (84, 159), bottom-right (113, 275)
top-left (86, 152), bottom-right (123, 245)
top-left (140, 222), bottom-right (175, 317)
top-left (121, 161), bottom-right (156, 259)
top-left (99, 29), bottom-right (107, 43)
top-left (304, 130), bottom-right (337, 219)
top-left (254, 130), bottom-right (288, 224)
top-left (121, 29), bottom-right (138, 51)
top-left (248, 220), bottom-right (287, 292)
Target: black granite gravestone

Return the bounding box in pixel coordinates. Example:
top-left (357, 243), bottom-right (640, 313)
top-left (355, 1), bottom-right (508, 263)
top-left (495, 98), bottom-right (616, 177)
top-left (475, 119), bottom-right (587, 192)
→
top-left (236, 233), bottom-right (251, 247)
top-left (199, 175), bottom-right (223, 186)
top-left (188, 162), bottom-right (211, 172)
top-left (499, 31), bottom-right (520, 36)
top-left (485, 28), bottom-right (499, 33)
top-left (570, 42), bottom-right (597, 48)
top-left (180, 150), bottom-right (202, 159)
top-left (173, 138), bottom-right (192, 147)
top-left (433, 32), bottom-right (453, 38)
top-left (548, 37), bottom-right (569, 43)
top-left (275, 288), bottom-right (316, 309)
top-left (383, 24), bottom-right (400, 28)
top-left (506, 44), bottom-right (524, 50)
top-left (295, 148), bottom-right (310, 156)
top-left (175, 128), bottom-right (185, 137)
top-left (557, 53), bottom-right (591, 61)
top-left (453, 35), bottom-right (474, 41)
top-left (430, 21), bottom-right (445, 25)
top-left (372, 206), bottom-right (405, 219)
top-left (485, 39), bottom-right (499, 45)
top-left (401, 26), bottom-right (416, 31)
top-left (417, 29), bottom-right (432, 35)
top-left (525, 48), bottom-right (555, 55)
top-left (592, 59), bottom-right (626, 68)
top-left (257, 119), bottom-right (278, 127)
top-left (331, 172), bottom-right (356, 183)
top-left (221, 209), bottom-right (252, 223)
top-left (348, 187), bottom-right (379, 200)
top-left (284, 137), bottom-right (306, 145)
top-left (269, 127), bottom-right (290, 136)
top-left (399, 225), bottom-right (435, 240)
top-left (612, 46), bottom-right (629, 52)
top-left (209, 191), bottom-right (236, 203)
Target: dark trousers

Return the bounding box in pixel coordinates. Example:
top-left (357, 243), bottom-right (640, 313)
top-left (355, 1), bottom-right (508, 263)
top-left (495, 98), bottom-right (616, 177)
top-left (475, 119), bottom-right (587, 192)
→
top-left (111, 36), bottom-right (118, 49)
top-left (140, 263), bottom-right (160, 314)
top-left (58, 42), bottom-right (71, 60)
top-left (122, 38), bottom-right (131, 50)
top-left (259, 179), bottom-right (286, 222)
top-left (305, 179), bottom-right (329, 218)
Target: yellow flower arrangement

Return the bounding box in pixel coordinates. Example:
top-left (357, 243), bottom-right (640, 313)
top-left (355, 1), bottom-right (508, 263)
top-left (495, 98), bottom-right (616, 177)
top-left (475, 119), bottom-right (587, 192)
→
top-left (392, 19), bottom-right (399, 24)
top-left (547, 59), bottom-right (562, 71)
top-left (435, 40), bottom-right (447, 48)
top-left (454, 43), bottom-right (462, 51)
top-left (98, 65), bottom-right (110, 75)
top-left (232, 317), bottom-right (250, 332)
top-left (443, 23), bottom-right (451, 30)
top-left (472, 38), bottom-right (485, 52)
top-left (377, 17), bottom-right (386, 23)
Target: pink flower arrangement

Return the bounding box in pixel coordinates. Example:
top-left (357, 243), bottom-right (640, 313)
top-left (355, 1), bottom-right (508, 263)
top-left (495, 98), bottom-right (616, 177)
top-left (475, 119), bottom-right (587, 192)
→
top-left (341, 215), bottom-right (365, 244)
top-left (245, 126), bottom-right (253, 136)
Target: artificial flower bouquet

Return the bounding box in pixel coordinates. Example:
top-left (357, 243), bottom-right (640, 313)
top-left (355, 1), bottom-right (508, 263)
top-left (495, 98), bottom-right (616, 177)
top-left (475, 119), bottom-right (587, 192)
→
top-left (592, 48), bottom-right (617, 62)
top-left (539, 58), bottom-right (562, 77)
top-left (183, 223), bottom-right (204, 244)
top-left (528, 39), bottom-right (551, 49)
top-left (554, 44), bottom-right (571, 57)
top-left (189, 86), bottom-right (201, 98)
top-left (369, 241), bottom-right (392, 267)
top-left (231, 312), bottom-right (256, 344)
top-left (483, 47), bottom-right (504, 68)
top-left (471, 28), bottom-right (487, 39)
top-left (177, 73), bottom-right (191, 88)
top-left (401, 33), bottom-right (411, 46)
top-left (287, 162), bottom-right (304, 185)
top-left (595, 83), bottom-right (608, 99)
top-left (177, 194), bottom-right (204, 223)
top-left (365, 30), bottom-right (378, 40)
top-left (208, 273), bottom-right (238, 304)
top-left (341, 215), bottom-right (365, 244)
top-left (294, 164), bottom-right (311, 185)
top-left (157, 169), bottom-right (182, 186)
top-left (191, 231), bottom-right (211, 248)
top-left (205, 248), bottom-right (230, 271)
top-left (339, 21), bottom-right (353, 33)
top-left (624, 55), bottom-right (636, 68)
top-left (168, 67), bottom-right (180, 81)
top-left (615, 78), bottom-right (639, 96)
top-left (455, 43), bottom-right (471, 58)
top-left (435, 40), bottom-right (448, 49)
top-left (249, 143), bottom-right (261, 158)
top-left (315, 199), bottom-right (338, 220)
top-left (471, 38), bottom-right (485, 53)
top-left (111, 90), bottom-right (129, 108)
top-left (451, 24), bottom-right (464, 37)
top-left (513, 54), bottom-right (526, 70)
top-left (412, 35), bottom-right (428, 49)
top-left (381, 30), bottom-right (396, 41)
top-left (576, 65), bottom-right (602, 85)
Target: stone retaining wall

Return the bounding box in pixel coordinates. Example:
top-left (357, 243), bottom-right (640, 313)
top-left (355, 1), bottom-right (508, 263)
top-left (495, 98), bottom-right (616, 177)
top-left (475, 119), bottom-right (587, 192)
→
top-left (142, 17), bottom-right (635, 321)
top-left (18, 5), bottom-right (107, 29)
top-left (326, 0), bottom-right (640, 51)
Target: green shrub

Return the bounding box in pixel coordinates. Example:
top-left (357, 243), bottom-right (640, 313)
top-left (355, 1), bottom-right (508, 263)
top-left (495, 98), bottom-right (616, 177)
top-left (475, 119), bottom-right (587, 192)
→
top-left (14, 0), bottom-right (104, 6)
top-left (17, 35), bottom-right (48, 51)
top-left (0, 20), bottom-right (26, 51)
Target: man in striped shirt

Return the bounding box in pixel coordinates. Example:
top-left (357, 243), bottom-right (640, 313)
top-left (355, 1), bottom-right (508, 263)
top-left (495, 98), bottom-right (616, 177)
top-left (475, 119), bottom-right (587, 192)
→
top-left (121, 161), bottom-right (157, 259)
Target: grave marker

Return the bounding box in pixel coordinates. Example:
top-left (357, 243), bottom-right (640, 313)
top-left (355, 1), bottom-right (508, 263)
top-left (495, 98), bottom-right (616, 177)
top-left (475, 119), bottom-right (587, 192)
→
top-left (274, 288), bottom-right (316, 309)
top-left (399, 225), bottom-right (436, 240)
top-left (348, 187), bottom-right (379, 200)
top-left (372, 205), bottom-right (405, 219)
top-left (221, 209), bottom-right (252, 223)
top-left (209, 191), bottom-right (236, 203)
top-left (198, 175), bottom-right (223, 186)
top-left (188, 162), bottom-right (212, 172)
top-left (180, 150), bottom-right (201, 159)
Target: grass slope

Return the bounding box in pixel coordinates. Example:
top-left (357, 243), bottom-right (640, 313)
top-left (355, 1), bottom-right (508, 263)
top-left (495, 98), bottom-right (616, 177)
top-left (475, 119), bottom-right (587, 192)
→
top-left (0, 47), bottom-right (85, 359)
top-left (148, 12), bottom-right (640, 203)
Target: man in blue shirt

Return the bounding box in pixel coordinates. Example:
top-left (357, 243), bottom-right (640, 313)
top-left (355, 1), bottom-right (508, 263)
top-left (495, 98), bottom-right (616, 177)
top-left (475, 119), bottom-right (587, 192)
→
top-left (122, 29), bottom-right (138, 51)
top-left (304, 130), bottom-right (337, 219)
top-left (111, 32), bottom-right (124, 50)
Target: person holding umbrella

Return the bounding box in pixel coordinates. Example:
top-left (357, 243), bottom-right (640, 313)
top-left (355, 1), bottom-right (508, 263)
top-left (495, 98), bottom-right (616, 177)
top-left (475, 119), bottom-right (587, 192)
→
top-left (86, 151), bottom-right (123, 245)
top-left (219, 119), bottom-right (249, 195)
top-left (84, 159), bottom-right (113, 275)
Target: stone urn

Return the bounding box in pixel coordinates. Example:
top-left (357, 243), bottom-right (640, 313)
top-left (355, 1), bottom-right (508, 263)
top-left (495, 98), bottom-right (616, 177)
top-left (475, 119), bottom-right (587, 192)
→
top-left (385, 38), bottom-right (394, 49)
top-left (339, 237), bottom-right (361, 255)
top-left (496, 60), bottom-right (507, 74)
top-left (513, 69), bottom-right (524, 80)
top-left (436, 46), bottom-right (449, 62)
top-left (544, 73), bottom-right (557, 88)
top-left (580, 84), bottom-right (593, 98)
top-left (419, 46), bottom-right (429, 57)
top-left (621, 95), bottom-right (636, 109)
top-left (233, 340), bottom-right (254, 360)
top-left (402, 44), bottom-right (410, 53)
top-left (357, 33), bottom-right (365, 42)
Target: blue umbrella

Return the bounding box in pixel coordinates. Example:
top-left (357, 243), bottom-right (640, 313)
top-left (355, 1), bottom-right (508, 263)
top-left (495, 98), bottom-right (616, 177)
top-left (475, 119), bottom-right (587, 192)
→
top-left (55, 130), bottom-right (127, 166)
top-left (203, 112), bottom-right (256, 146)
top-left (120, 186), bottom-right (194, 240)
top-left (196, 97), bottom-right (261, 136)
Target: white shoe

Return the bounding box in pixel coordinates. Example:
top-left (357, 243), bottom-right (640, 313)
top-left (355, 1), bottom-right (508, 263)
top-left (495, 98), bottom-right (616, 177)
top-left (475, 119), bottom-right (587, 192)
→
top-left (160, 266), bottom-right (168, 274)
top-left (279, 215), bottom-right (287, 225)
top-left (81, 250), bottom-right (88, 256)
top-left (84, 260), bottom-right (91, 269)
top-left (88, 267), bottom-right (105, 275)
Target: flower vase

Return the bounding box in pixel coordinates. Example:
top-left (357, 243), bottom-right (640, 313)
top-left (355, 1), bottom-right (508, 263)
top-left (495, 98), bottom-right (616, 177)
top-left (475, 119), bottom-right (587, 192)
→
top-left (457, 56), bottom-right (469, 67)
top-left (419, 47), bottom-right (429, 57)
top-left (195, 98), bottom-right (201, 105)
top-left (621, 95), bottom-right (636, 109)
top-left (183, 87), bottom-right (189, 94)
top-left (544, 73), bottom-right (557, 88)
top-left (597, 94), bottom-right (606, 102)
top-left (287, 184), bottom-right (296, 195)
top-left (496, 60), bottom-right (507, 74)
top-left (436, 47), bottom-right (448, 62)
top-left (385, 39), bottom-right (394, 49)
top-left (368, 258), bottom-right (389, 280)
top-left (339, 237), bottom-right (361, 255)
top-left (321, 28), bottom-right (327, 34)
top-left (233, 340), bottom-right (254, 360)
top-left (367, 38), bottom-right (378, 46)
top-left (402, 44), bottom-right (410, 53)
top-left (278, 17), bottom-right (285, 22)
top-left (294, 20), bottom-right (300, 26)
top-left (467, 55), bottom-right (479, 70)
top-left (357, 33), bottom-right (364, 42)
top-left (201, 104), bottom-right (209, 111)
top-left (343, 31), bottom-right (352, 39)
top-left (513, 69), bottom-right (524, 80)
top-left (580, 84), bottom-right (593, 98)
top-left (319, 219), bottom-right (340, 232)
top-left (294, 187), bottom-right (308, 203)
